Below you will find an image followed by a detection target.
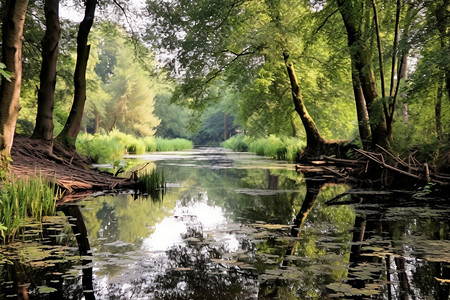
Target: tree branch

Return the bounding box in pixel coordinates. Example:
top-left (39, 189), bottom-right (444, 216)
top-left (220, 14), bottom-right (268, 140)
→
top-left (214, 0), bottom-right (245, 30)
top-left (205, 48), bottom-right (256, 84)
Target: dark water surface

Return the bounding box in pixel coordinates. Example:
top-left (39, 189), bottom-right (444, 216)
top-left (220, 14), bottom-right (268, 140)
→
top-left (1, 147), bottom-right (449, 299)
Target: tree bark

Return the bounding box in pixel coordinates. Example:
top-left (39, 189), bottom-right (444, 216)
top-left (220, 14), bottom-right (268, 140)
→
top-left (283, 52), bottom-right (325, 152)
top-left (31, 0), bottom-right (60, 146)
top-left (436, 75), bottom-right (444, 141)
top-left (56, 0), bottom-right (97, 149)
top-left (337, 0), bottom-right (389, 149)
top-left (351, 69), bottom-right (371, 149)
top-left (0, 0), bottom-right (29, 166)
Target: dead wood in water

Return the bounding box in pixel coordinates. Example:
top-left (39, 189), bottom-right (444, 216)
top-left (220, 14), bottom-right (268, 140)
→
top-left (296, 145), bottom-right (450, 189)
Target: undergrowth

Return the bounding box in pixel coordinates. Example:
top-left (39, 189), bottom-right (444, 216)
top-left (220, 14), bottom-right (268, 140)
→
top-left (222, 134), bottom-right (305, 162)
top-left (76, 130), bottom-right (193, 164)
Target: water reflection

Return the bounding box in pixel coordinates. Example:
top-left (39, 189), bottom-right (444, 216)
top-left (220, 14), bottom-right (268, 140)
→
top-left (1, 148), bottom-right (449, 299)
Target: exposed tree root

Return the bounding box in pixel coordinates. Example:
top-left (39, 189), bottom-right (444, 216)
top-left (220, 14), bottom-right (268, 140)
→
top-left (10, 135), bottom-right (138, 194)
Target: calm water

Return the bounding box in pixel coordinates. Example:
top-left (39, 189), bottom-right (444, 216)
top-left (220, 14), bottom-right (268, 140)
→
top-left (1, 147), bottom-right (449, 299)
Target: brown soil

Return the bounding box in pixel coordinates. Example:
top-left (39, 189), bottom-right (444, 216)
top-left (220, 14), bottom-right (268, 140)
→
top-left (10, 135), bottom-right (138, 195)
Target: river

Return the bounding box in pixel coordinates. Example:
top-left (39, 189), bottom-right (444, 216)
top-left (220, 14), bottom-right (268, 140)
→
top-left (1, 147), bottom-right (449, 299)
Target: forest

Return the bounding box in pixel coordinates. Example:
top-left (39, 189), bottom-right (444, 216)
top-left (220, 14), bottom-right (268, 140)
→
top-left (0, 0), bottom-right (448, 174)
top-left (0, 1), bottom-right (449, 299)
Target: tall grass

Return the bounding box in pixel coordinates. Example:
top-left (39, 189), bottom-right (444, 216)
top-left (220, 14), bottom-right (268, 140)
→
top-left (138, 168), bottom-right (166, 200)
top-left (76, 130), bottom-right (194, 164)
top-left (0, 176), bottom-right (59, 242)
top-left (155, 137), bottom-right (193, 151)
top-left (222, 134), bottom-right (305, 162)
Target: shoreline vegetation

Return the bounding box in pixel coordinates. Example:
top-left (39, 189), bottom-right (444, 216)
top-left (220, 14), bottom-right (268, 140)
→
top-left (1, 132), bottom-right (193, 243)
top-left (222, 134), bottom-right (306, 162)
top-left (76, 130), bottom-right (194, 164)
top-left (0, 175), bottom-right (59, 243)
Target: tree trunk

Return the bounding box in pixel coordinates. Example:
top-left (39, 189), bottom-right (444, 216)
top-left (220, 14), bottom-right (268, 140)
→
top-left (0, 0), bottom-right (29, 167)
top-left (337, 0), bottom-right (389, 149)
top-left (436, 75), bottom-right (444, 141)
top-left (94, 110), bottom-right (100, 134)
top-left (31, 0), bottom-right (60, 146)
top-left (283, 52), bottom-right (325, 153)
top-left (56, 0), bottom-right (97, 149)
top-left (290, 112), bottom-right (298, 137)
top-left (351, 70), bottom-right (371, 149)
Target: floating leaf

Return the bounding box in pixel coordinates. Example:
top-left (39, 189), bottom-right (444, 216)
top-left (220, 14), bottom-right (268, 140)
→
top-left (38, 286), bottom-right (57, 293)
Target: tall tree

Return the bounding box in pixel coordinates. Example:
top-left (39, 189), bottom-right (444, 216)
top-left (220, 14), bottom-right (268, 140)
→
top-left (337, 0), bottom-right (389, 149)
top-left (56, 0), bottom-right (97, 149)
top-left (0, 0), bottom-right (29, 169)
top-left (31, 0), bottom-right (61, 148)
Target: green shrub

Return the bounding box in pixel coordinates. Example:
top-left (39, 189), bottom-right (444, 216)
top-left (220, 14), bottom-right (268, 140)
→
top-left (223, 134), bottom-right (305, 162)
top-left (77, 130), bottom-right (194, 164)
top-left (143, 136), bottom-right (157, 152)
top-left (222, 134), bottom-right (248, 152)
top-left (155, 137), bottom-right (193, 151)
top-left (76, 132), bottom-right (124, 163)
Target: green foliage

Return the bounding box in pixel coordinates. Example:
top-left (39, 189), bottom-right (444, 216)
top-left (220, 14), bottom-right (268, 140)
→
top-left (76, 131), bottom-right (127, 164)
top-left (154, 137), bottom-right (194, 152)
top-left (0, 176), bottom-right (59, 243)
top-left (154, 93), bottom-right (191, 139)
top-left (83, 23), bottom-right (161, 137)
top-left (222, 134), bottom-right (248, 152)
top-left (146, 0), bottom-right (357, 143)
top-left (142, 137), bottom-right (157, 152)
top-left (76, 130), bottom-right (194, 164)
top-left (0, 63), bottom-right (11, 82)
top-left (223, 134), bottom-right (305, 162)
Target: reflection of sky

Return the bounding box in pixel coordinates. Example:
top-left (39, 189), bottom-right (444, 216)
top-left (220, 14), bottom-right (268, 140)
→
top-left (142, 192), bottom-right (239, 253)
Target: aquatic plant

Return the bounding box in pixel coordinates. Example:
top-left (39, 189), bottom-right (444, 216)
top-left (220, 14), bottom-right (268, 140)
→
top-left (138, 168), bottom-right (166, 199)
top-left (0, 175), bottom-right (59, 242)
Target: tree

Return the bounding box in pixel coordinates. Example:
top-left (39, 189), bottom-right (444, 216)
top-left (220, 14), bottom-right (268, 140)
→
top-left (31, 0), bottom-right (61, 149)
top-left (146, 0), bottom-right (357, 157)
top-left (83, 23), bottom-right (161, 137)
top-left (337, 0), bottom-right (389, 149)
top-left (56, 0), bottom-right (97, 149)
top-left (0, 0), bottom-right (29, 169)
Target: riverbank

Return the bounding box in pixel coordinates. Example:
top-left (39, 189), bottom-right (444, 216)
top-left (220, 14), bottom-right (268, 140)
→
top-left (10, 135), bottom-right (137, 194)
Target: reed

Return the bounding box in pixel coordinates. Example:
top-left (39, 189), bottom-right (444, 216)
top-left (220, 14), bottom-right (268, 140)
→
top-left (155, 137), bottom-right (193, 151)
top-left (0, 175), bottom-right (59, 243)
top-left (223, 134), bottom-right (305, 162)
top-left (138, 168), bottom-right (166, 199)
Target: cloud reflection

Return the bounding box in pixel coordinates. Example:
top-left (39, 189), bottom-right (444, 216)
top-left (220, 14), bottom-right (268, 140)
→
top-left (142, 192), bottom-right (239, 253)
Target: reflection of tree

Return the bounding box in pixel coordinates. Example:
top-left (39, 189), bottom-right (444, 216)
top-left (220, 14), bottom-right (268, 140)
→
top-left (259, 180), bottom-right (352, 299)
top-left (150, 228), bottom-right (258, 300)
top-left (61, 205), bottom-right (96, 300)
top-left (337, 193), bottom-right (450, 300)
top-left (0, 210), bottom-right (89, 299)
